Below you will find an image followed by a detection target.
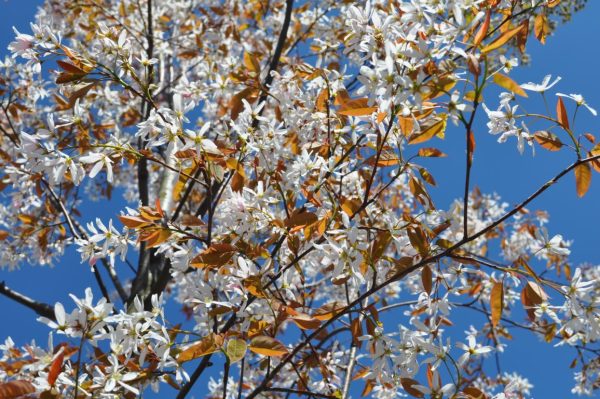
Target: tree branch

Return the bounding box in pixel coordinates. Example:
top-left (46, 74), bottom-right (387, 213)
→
top-left (0, 281), bottom-right (55, 320)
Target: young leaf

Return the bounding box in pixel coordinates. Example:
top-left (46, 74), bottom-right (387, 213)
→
top-left (400, 378), bottom-right (425, 398)
top-left (556, 97), bottom-right (570, 130)
top-left (291, 313), bottom-right (322, 330)
top-left (226, 339), bottom-right (247, 363)
top-left (421, 265), bottom-right (432, 294)
top-left (243, 52), bottom-right (261, 75)
top-left (417, 148), bottom-right (447, 157)
top-left (467, 130), bottom-right (476, 166)
top-left (534, 13), bottom-right (550, 44)
top-left (0, 380), bottom-right (36, 399)
top-left (409, 118), bottom-right (447, 145)
top-left (190, 243), bottom-right (237, 269)
top-left (574, 163), bottom-right (591, 197)
top-left (534, 131), bottom-right (563, 151)
top-left (590, 144), bottom-right (600, 173)
top-left (338, 98), bottom-right (377, 116)
top-left (313, 302), bottom-right (345, 321)
top-left (118, 215), bottom-right (151, 229)
top-left (493, 73), bottom-right (527, 97)
top-left (463, 386), bottom-right (488, 399)
top-left (284, 210), bottom-right (318, 230)
top-left (490, 281), bottom-right (504, 327)
top-left (248, 336), bottom-right (288, 357)
top-left (481, 25), bottom-right (524, 54)
top-left (177, 333), bottom-right (224, 363)
top-left (473, 10), bottom-right (491, 47)
top-left (407, 226), bottom-right (429, 256)
top-left (47, 350), bottom-right (65, 386)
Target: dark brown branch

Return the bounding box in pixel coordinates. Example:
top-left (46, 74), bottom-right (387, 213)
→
top-left (175, 352), bottom-right (213, 399)
top-left (0, 281), bottom-right (55, 320)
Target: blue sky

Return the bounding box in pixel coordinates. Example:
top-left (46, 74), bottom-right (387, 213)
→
top-left (0, 1), bottom-right (599, 398)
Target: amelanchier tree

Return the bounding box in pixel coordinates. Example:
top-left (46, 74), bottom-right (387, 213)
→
top-left (0, 0), bottom-right (598, 398)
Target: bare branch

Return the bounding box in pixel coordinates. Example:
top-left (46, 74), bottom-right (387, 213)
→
top-left (0, 281), bottom-right (55, 320)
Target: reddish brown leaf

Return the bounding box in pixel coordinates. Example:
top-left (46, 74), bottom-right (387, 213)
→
top-left (473, 10), bottom-right (491, 47)
top-left (177, 334), bottom-right (224, 363)
top-left (291, 313), bottom-right (321, 330)
top-left (248, 336), bottom-right (288, 357)
top-left (481, 25), bottom-right (524, 53)
top-left (534, 13), bottom-right (550, 44)
top-left (556, 97), bottom-right (570, 130)
top-left (417, 148), bottom-right (447, 157)
top-left (534, 131), bottom-right (563, 151)
top-left (284, 210), bottom-right (318, 230)
top-left (400, 378), bottom-right (424, 398)
top-left (463, 386), bottom-right (488, 399)
top-left (0, 380), bottom-right (36, 399)
top-left (574, 163), bottom-right (591, 197)
top-left (47, 350), bottom-right (64, 386)
top-left (409, 118), bottom-right (446, 145)
top-left (118, 215), bottom-right (150, 229)
top-left (313, 302), bottom-right (345, 321)
top-left (190, 243), bottom-right (237, 269)
top-left (490, 282), bottom-right (504, 327)
top-left (421, 265), bottom-right (433, 294)
top-left (338, 98), bottom-right (377, 116)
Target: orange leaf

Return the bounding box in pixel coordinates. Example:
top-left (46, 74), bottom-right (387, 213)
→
top-left (409, 117), bottom-right (447, 145)
top-left (143, 228), bottom-right (172, 248)
top-left (493, 73), bottom-right (527, 97)
top-left (590, 144), bottom-right (600, 173)
top-left (481, 25), bottom-right (524, 53)
top-left (313, 302), bottom-right (345, 321)
top-left (534, 13), bottom-right (550, 44)
top-left (533, 131), bottom-right (563, 151)
top-left (118, 215), bottom-right (151, 229)
top-left (190, 243), bottom-right (237, 269)
top-left (417, 148), bottom-right (447, 157)
top-left (490, 282), bottom-right (504, 327)
top-left (556, 97), bottom-right (569, 130)
top-left (291, 313), bottom-right (321, 330)
top-left (574, 163), bottom-right (591, 197)
top-left (243, 52), bottom-right (261, 74)
top-left (243, 275), bottom-right (267, 298)
top-left (0, 231), bottom-right (8, 240)
top-left (284, 210), bottom-right (318, 230)
top-left (248, 336), bottom-right (288, 357)
top-left (474, 10), bottom-right (491, 47)
top-left (177, 334), bottom-right (224, 363)
top-left (366, 150), bottom-right (402, 166)
top-left (338, 98), bottom-right (377, 116)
